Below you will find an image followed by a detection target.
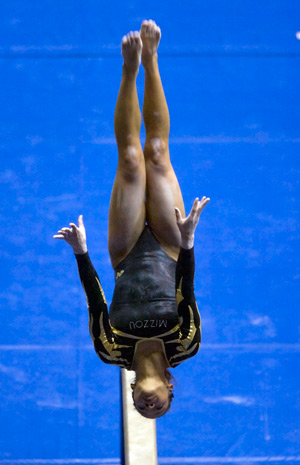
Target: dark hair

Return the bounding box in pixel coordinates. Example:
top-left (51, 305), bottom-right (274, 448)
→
top-left (165, 368), bottom-right (174, 384)
top-left (164, 368), bottom-right (175, 413)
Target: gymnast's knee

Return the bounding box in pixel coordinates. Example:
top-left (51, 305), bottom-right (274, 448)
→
top-left (144, 137), bottom-right (169, 170)
top-left (119, 145), bottom-right (143, 180)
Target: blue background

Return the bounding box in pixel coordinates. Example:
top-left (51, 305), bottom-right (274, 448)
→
top-left (0, 1), bottom-right (300, 464)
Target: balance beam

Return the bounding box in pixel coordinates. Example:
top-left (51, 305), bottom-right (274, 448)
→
top-left (121, 368), bottom-right (158, 465)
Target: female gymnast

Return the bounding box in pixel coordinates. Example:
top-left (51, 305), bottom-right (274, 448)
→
top-left (54, 20), bottom-right (209, 419)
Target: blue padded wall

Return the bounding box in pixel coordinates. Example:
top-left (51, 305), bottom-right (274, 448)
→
top-left (0, 1), bottom-right (299, 464)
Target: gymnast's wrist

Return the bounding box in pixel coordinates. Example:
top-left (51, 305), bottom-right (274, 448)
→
top-left (181, 234), bottom-right (194, 250)
top-left (72, 244), bottom-right (88, 255)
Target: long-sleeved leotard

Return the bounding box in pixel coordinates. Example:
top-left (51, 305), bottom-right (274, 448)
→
top-left (75, 226), bottom-right (201, 369)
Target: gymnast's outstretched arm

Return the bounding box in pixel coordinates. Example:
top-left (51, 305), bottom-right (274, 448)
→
top-left (53, 217), bottom-right (116, 363)
top-left (174, 197), bottom-right (210, 363)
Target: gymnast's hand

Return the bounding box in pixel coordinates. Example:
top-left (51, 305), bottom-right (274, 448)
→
top-left (53, 215), bottom-right (88, 255)
top-left (175, 197), bottom-right (210, 249)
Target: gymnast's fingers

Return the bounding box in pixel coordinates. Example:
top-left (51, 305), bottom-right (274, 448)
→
top-left (57, 229), bottom-right (68, 235)
top-left (174, 207), bottom-right (183, 224)
top-left (192, 197), bottom-right (199, 211)
top-left (188, 198), bottom-right (200, 221)
top-left (78, 214), bottom-right (84, 228)
top-left (199, 196), bottom-right (210, 211)
top-left (200, 195), bottom-right (210, 203)
top-left (69, 223), bottom-right (77, 231)
top-left (53, 234), bottom-right (66, 239)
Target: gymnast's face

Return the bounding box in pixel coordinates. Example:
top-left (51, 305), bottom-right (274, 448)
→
top-left (131, 378), bottom-right (173, 418)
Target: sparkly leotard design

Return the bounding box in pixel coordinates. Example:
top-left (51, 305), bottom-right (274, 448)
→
top-left (75, 226), bottom-right (201, 369)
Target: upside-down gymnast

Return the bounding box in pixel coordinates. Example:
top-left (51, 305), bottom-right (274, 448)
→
top-left (54, 20), bottom-right (210, 419)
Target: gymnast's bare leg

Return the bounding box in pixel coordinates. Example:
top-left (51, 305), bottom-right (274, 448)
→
top-left (108, 32), bottom-right (146, 269)
top-left (141, 20), bottom-right (185, 261)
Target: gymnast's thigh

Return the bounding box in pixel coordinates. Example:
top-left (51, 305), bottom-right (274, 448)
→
top-left (145, 157), bottom-right (185, 261)
top-left (108, 151), bottom-right (146, 269)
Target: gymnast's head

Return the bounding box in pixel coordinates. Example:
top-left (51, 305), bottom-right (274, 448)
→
top-left (131, 368), bottom-right (174, 418)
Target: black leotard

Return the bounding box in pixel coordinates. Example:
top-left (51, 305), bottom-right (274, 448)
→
top-left (75, 226), bottom-right (201, 370)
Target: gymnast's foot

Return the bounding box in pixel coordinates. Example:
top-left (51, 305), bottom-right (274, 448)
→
top-left (122, 31), bottom-right (142, 74)
top-left (140, 19), bottom-right (161, 66)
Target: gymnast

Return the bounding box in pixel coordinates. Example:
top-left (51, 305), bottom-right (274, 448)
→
top-left (54, 20), bottom-right (209, 419)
